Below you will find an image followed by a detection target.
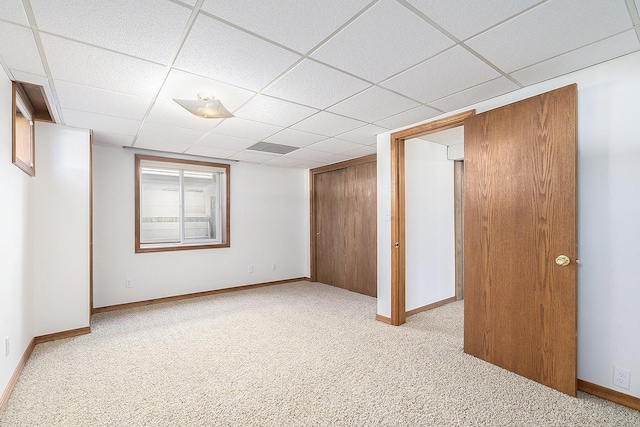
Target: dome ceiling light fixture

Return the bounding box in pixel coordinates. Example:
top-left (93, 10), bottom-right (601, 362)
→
top-left (173, 93), bottom-right (234, 119)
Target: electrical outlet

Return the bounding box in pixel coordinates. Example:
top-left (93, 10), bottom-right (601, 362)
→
top-left (248, 265), bottom-right (254, 273)
top-left (125, 278), bottom-right (133, 288)
top-left (271, 263), bottom-right (277, 271)
top-left (5, 336), bottom-right (9, 357)
top-left (613, 366), bottom-right (631, 390)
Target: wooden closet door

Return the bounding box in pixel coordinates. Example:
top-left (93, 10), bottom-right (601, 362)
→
top-left (314, 160), bottom-right (377, 297)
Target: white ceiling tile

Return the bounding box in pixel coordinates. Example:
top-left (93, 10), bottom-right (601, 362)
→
top-left (62, 109), bottom-right (141, 135)
top-left (10, 70), bottom-right (49, 87)
top-left (335, 124), bottom-right (389, 145)
top-left (416, 126), bottom-right (464, 146)
top-left (406, 0), bottom-right (540, 40)
top-left (342, 144), bottom-right (377, 158)
top-left (263, 59), bottom-right (371, 109)
top-left (328, 86), bottom-right (420, 122)
top-left (200, 0), bottom-right (371, 53)
top-left (382, 46), bottom-right (501, 103)
top-left (466, 0), bottom-right (634, 73)
top-left (196, 133), bottom-right (256, 151)
top-left (306, 138), bottom-right (366, 154)
top-left (174, 14), bottom-right (301, 91)
top-left (0, 0), bottom-right (28, 25)
top-left (156, 69), bottom-right (255, 112)
top-left (264, 128), bottom-right (327, 148)
top-left (262, 156), bottom-right (311, 168)
top-left (374, 106), bottom-right (441, 130)
top-left (41, 34), bottom-right (166, 98)
top-left (92, 131), bottom-right (135, 147)
top-left (310, 0), bottom-right (454, 83)
top-left (229, 150), bottom-right (280, 164)
top-left (284, 148), bottom-right (348, 163)
top-left (510, 31), bottom-right (640, 86)
top-left (135, 122), bottom-right (206, 152)
top-left (234, 95), bottom-right (318, 127)
top-left (55, 81), bottom-right (152, 120)
top-left (211, 118), bottom-right (283, 141)
top-left (291, 111), bottom-right (366, 137)
top-left (30, 0), bottom-right (191, 65)
top-left (147, 100), bottom-right (222, 132)
top-left (0, 22), bottom-right (45, 76)
top-left (428, 77), bottom-right (520, 112)
top-left (298, 160), bottom-right (328, 169)
top-left (185, 145), bottom-right (239, 159)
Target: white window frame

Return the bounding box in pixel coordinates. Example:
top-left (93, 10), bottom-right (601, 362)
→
top-left (135, 155), bottom-right (230, 253)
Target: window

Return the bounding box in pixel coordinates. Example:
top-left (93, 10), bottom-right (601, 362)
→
top-left (135, 155), bottom-right (230, 253)
top-left (12, 82), bottom-right (35, 176)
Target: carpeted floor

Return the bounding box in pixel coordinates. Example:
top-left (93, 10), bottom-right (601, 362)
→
top-left (1, 281), bottom-right (638, 426)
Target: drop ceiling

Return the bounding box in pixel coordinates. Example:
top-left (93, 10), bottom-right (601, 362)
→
top-left (1, 0), bottom-right (638, 169)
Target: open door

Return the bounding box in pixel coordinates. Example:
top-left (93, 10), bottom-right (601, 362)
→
top-left (463, 85), bottom-right (577, 396)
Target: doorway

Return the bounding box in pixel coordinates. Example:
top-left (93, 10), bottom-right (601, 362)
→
top-left (403, 127), bottom-right (464, 316)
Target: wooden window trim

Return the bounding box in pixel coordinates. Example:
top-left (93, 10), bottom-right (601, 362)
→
top-left (12, 82), bottom-right (36, 177)
top-left (134, 154), bottom-right (230, 253)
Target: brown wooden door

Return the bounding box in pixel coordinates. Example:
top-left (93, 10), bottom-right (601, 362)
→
top-left (314, 159), bottom-right (377, 297)
top-left (463, 85), bottom-right (577, 396)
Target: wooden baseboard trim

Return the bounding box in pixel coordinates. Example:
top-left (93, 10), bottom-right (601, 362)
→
top-left (375, 314), bottom-right (392, 324)
top-left (93, 277), bottom-right (311, 314)
top-left (0, 338), bottom-right (35, 414)
top-left (35, 326), bottom-right (91, 345)
top-left (406, 296), bottom-right (457, 317)
top-left (578, 379), bottom-right (640, 411)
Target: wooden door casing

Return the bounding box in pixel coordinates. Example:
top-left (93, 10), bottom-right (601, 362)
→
top-left (463, 85), bottom-right (577, 396)
top-left (313, 157), bottom-right (377, 297)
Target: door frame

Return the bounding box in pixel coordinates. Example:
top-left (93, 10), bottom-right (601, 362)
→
top-left (389, 110), bottom-right (474, 326)
top-left (309, 154), bottom-right (377, 282)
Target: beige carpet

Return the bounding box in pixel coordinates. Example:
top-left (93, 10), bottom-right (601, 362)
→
top-left (1, 281), bottom-right (638, 426)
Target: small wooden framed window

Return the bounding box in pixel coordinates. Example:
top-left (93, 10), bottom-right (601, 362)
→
top-left (12, 82), bottom-right (35, 176)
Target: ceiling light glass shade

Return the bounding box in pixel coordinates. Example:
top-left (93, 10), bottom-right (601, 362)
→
top-left (173, 93), bottom-right (234, 119)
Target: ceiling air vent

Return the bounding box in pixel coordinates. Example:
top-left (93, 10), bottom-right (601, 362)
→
top-left (247, 141), bottom-right (299, 155)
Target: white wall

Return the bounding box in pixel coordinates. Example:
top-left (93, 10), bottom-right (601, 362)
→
top-left (404, 141), bottom-right (454, 310)
top-left (92, 145), bottom-right (310, 307)
top-left (31, 123), bottom-right (91, 336)
top-left (376, 132), bottom-right (391, 318)
top-left (0, 70), bottom-right (33, 401)
top-left (378, 51), bottom-right (640, 398)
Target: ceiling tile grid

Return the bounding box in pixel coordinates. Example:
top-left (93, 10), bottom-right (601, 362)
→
top-left (29, 0), bottom-right (193, 65)
top-left (40, 34), bottom-right (167, 98)
top-left (381, 46), bottom-right (502, 103)
top-left (263, 59), bottom-right (372, 109)
top-left (466, 0), bottom-right (634, 73)
top-left (405, 0), bottom-right (542, 40)
top-left (0, 21), bottom-right (46, 76)
top-left (328, 86), bottom-right (420, 123)
top-left (310, 0), bottom-right (455, 83)
top-left (291, 111), bottom-right (367, 137)
top-left (0, 0), bottom-right (638, 168)
top-left (174, 14), bottom-right (301, 92)
top-left (0, 0), bottom-right (29, 26)
top-left (200, 0), bottom-right (373, 54)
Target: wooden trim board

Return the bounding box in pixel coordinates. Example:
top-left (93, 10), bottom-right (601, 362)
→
top-left (34, 327), bottom-right (91, 344)
top-left (406, 297), bottom-right (457, 317)
top-left (93, 277), bottom-right (311, 314)
top-left (375, 314), bottom-right (392, 324)
top-left (0, 338), bottom-right (35, 414)
top-left (390, 111), bottom-right (474, 326)
top-left (578, 379), bottom-right (640, 411)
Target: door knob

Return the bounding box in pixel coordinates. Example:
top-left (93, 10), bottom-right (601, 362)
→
top-left (555, 255), bottom-right (570, 266)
